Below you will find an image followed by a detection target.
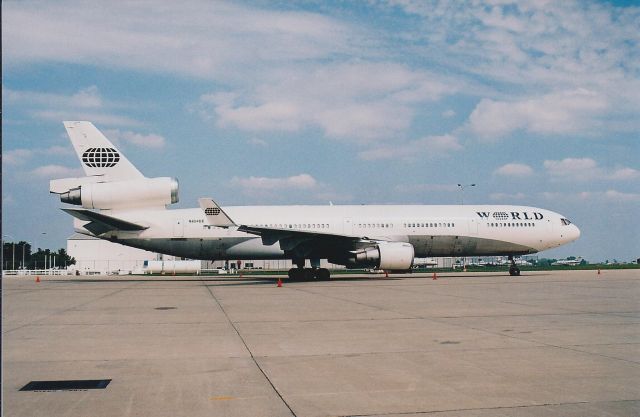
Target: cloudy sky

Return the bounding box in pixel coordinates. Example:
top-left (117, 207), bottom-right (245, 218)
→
top-left (3, 0), bottom-right (639, 262)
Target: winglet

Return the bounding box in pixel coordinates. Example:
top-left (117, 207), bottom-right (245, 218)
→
top-left (199, 198), bottom-right (236, 228)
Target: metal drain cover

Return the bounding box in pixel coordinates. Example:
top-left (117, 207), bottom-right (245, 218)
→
top-left (20, 379), bottom-right (111, 391)
top-left (154, 306), bottom-right (177, 310)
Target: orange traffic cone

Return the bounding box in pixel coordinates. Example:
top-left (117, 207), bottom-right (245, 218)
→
top-left (277, 278), bottom-right (282, 287)
top-left (432, 272), bottom-right (437, 280)
top-left (36, 276), bottom-right (40, 283)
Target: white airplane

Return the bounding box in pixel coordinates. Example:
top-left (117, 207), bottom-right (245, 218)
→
top-left (552, 257), bottom-right (583, 266)
top-left (50, 122), bottom-right (581, 279)
top-left (413, 257), bottom-right (439, 267)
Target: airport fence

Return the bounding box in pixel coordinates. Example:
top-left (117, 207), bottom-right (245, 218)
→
top-left (3, 269), bottom-right (69, 276)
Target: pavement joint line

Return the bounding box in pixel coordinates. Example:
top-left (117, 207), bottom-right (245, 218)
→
top-left (2, 280), bottom-right (143, 335)
top-left (232, 312), bottom-right (640, 324)
top-left (341, 399), bottom-right (640, 417)
top-left (201, 278), bottom-right (298, 417)
top-left (22, 321), bottom-right (233, 327)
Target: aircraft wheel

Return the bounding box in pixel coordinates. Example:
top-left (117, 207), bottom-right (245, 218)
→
top-left (509, 267), bottom-right (521, 276)
top-left (288, 268), bottom-right (303, 280)
top-left (303, 268), bottom-right (315, 281)
top-left (317, 268), bottom-right (330, 281)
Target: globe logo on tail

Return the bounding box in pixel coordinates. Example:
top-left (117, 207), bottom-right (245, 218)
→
top-left (82, 147), bottom-right (120, 167)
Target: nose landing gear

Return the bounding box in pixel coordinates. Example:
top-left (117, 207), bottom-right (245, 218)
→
top-left (508, 255), bottom-right (521, 276)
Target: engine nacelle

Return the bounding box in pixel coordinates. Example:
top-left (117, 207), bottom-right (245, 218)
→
top-left (59, 177), bottom-right (179, 209)
top-left (342, 242), bottom-right (414, 270)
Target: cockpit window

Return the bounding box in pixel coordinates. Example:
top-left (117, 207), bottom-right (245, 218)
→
top-left (561, 218), bottom-right (572, 226)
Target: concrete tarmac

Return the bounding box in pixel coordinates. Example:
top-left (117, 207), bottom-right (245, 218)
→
top-left (3, 269), bottom-right (639, 416)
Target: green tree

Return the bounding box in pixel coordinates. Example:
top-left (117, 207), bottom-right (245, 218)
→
top-left (3, 241), bottom-right (31, 269)
top-left (28, 247), bottom-right (75, 269)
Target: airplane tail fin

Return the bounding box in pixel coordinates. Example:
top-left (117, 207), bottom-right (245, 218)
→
top-left (51, 122), bottom-right (179, 211)
top-left (64, 121), bottom-right (144, 180)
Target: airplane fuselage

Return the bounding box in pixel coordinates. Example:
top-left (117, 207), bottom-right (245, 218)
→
top-left (82, 204), bottom-right (580, 262)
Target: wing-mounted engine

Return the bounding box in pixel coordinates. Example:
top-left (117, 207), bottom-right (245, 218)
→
top-left (51, 177), bottom-right (179, 210)
top-left (333, 241), bottom-right (415, 270)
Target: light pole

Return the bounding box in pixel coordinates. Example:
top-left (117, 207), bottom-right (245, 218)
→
top-left (41, 232), bottom-right (47, 270)
top-left (457, 183), bottom-right (476, 205)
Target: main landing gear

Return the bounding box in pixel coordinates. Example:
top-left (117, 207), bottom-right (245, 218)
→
top-left (508, 255), bottom-right (521, 276)
top-left (287, 258), bottom-right (331, 281)
top-left (287, 268), bottom-right (331, 281)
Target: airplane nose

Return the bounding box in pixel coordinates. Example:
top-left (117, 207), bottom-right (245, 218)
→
top-left (570, 224), bottom-right (581, 241)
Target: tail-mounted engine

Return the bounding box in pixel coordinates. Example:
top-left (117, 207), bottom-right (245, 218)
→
top-left (51, 177), bottom-right (179, 210)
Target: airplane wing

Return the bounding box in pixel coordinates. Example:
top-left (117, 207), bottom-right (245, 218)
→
top-left (237, 224), bottom-right (386, 259)
top-left (62, 208), bottom-right (148, 235)
top-left (198, 198), bottom-right (395, 258)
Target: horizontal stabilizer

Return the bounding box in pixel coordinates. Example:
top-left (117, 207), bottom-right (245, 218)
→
top-left (199, 198), bottom-right (236, 228)
top-left (62, 208), bottom-right (148, 235)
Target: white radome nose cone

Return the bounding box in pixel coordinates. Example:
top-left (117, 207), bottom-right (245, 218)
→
top-left (570, 224), bottom-right (581, 241)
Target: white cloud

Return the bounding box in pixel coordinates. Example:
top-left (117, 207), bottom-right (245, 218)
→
top-left (603, 190), bottom-right (640, 202)
top-left (541, 190), bottom-right (640, 203)
top-left (489, 192), bottom-right (527, 201)
top-left (5, 85), bottom-right (102, 108)
top-left (540, 191), bottom-right (592, 201)
top-left (3, 145), bottom-right (74, 165)
top-left (69, 85), bottom-right (103, 108)
top-left (608, 167), bottom-right (640, 181)
top-left (6, 85), bottom-right (143, 127)
top-left (247, 138), bottom-right (268, 147)
top-left (46, 145), bottom-right (74, 156)
top-left (494, 163), bottom-right (534, 177)
top-left (442, 109), bottom-right (456, 118)
top-left (358, 134), bottom-right (462, 161)
top-left (105, 129), bottom-right (166, 149)
top-left (544, 158), bottom-right (597, 178)
top-left (544, 158), bottom-right (639, 181)
top-left (31, 165), bottom-right (82, 179)
top-left (467, 89), bottom-right (608, 139)
top-left (393, 1), bottom-right (640, 138)
top-left (3, 1), bottom-right (356, 80)
top-left (3, 149), bottom-right (34, 165)
top-left (204, 62), bottom-right (455, 141)
top-left (395, 183), bottom-right (459, 193)
top-left (31, 110), bottom-right (142, 127)
top-left (230, 174), bottom-right (318, 191)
